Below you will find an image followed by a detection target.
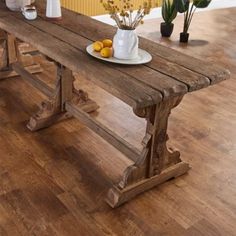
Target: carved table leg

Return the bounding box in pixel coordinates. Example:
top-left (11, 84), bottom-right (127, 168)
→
top-left (27, 65), bottom-right (99, 131)
top-left (106, 95), bottom-right (190, 208)
top-left (0, 31), bottom-right (98, 131)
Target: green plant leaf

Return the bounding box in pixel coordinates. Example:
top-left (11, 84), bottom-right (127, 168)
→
top-left (193, 0), bottom-right (211, 8)
top-left (162, 0), bottom-right (178, 24)
top-left (169, 2), bottom-right (177, 22)
top-left (174, 0), bottom-right (190, 13)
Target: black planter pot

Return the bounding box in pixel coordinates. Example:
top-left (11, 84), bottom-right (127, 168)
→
top-left (180, 32), bottom-right (189, 43)
top-left (160, 22), bottom-right (174, 37)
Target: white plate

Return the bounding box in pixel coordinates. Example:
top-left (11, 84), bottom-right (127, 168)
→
top-left (86, 44), bottom-right (152, 65)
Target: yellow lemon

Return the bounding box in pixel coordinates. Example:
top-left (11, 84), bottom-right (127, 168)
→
top-left (102, 39), bottom-right (113, 48)
top-left (93, 41), bottom-right (103, 52)
top-left (100, 47), bottom-right (113, 58)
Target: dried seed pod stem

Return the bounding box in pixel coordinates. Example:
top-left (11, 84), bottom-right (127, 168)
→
top-left (100, 0), bottom-right (153, 29)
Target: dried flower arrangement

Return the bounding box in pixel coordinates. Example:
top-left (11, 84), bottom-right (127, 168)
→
top-left (100, 0), bottom-right (153, 30)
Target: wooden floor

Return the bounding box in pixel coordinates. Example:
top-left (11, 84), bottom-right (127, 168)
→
top-left (0, 7), bottom-right (236, 236)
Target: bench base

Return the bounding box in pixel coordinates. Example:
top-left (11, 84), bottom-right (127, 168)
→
top-left (27, 97), bottom-right (99, 132)
top-left (106, 162), bottom-right (190, 208)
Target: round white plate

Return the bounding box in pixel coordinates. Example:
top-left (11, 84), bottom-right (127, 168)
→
top-left (86, 44), bottom-right (152, 65)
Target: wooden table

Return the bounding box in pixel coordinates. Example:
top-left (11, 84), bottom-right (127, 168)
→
top-left (0, 0), bottom-right (230, 208)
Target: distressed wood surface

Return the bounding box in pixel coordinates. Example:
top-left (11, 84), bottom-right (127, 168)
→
top-left (106, 95), bottom-right (191, 207)
top-left (34, 0), bottom-right (230, 85)
top-left (6, 34), bottom-right (17, 65)
top-left (0, 64), bottom-right (42, 80)
top-left (26, 64), bottom-right (99, 132)
top-left (0, 0), bottom-right (230, 109)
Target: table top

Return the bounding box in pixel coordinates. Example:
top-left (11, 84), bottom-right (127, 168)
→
top-left (0, 0), bottom-right (230, 109)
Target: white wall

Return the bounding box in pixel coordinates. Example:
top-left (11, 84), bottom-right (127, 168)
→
top-left (93, 0), bottom-right (236, 25)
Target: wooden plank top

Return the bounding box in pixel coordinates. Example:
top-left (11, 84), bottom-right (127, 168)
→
top-left (0, 0), bottom-right (230, 109)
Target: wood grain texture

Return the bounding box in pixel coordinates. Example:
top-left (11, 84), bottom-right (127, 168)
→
top-left (0, 5), bottom-right (235, 236)
top-left (0, 0), bottom-right (230, 109)
top-left (66, 101), bottom-right (141, 162)
top-left (0, 31), bottom-right (7, 69)
top-left (12, 62), bottom-right (53, 97)
top-left (34, 0), bottom-right (230, 86)
top-left (6, 33), bottom-right (17, 65)
top-left (0, 64), bottom-right (42, 80)
top-left (0, 8), bottom-right (162, 109)
top-left (26, 64), bottom-right (99, 132)
top-left (106, 161), bottom-right (190, 208)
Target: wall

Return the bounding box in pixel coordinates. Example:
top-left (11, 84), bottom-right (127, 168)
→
top-left (61, 0), bottom-right (162, 16)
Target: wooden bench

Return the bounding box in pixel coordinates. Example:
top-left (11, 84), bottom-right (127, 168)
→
top-left (0, 0), bottom-right (230, 207)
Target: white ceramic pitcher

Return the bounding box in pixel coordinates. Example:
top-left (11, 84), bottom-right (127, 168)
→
top-left (46, 0), bottom-right (62, 19)
top-left (113, 28), bottom-right (139, 60)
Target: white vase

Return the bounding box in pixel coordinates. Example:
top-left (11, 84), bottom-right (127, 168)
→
top-left (46, 0), bottom-right (62, 19)
top-left (113, 28), bottom-right (139, 60)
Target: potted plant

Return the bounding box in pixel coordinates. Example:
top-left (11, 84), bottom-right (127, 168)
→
top-left (174, 0), bottom-right (212, 43)
top-left (101, 0), bottom-right (152, 60)
top-left (161, 0), bottom-right (177, 37)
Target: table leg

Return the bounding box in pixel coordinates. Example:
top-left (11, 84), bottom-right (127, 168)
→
top-left (106, 95), bottom-right (190, 208)
top-left (0, 32), bottom-right (98, 131)
top-left (27, 64), bottom-right (99, 131)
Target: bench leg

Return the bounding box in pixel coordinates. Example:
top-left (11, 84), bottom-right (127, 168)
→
top-left (27, 65), bottom-right (99, 131)
top-left (106, 95), bottom-right (190, 208)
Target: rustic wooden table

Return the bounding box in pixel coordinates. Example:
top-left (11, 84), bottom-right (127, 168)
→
top-left (0, 0), bottom-right (230, 208)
